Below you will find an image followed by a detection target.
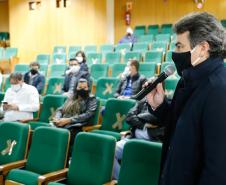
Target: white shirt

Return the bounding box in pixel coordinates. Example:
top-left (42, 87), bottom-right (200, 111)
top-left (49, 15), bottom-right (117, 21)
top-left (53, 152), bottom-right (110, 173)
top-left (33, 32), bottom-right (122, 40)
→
top-left (2, 83), bottom-right (40, 121)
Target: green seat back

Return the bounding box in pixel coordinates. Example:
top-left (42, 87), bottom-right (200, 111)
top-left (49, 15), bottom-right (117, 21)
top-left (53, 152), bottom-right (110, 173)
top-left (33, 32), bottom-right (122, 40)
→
top-left (111, 63), bottom-right (126, 78)
top-left (68, 132), bottom-right (116, 185)
top-left (105, 52), bottom-right (121, 64)
top-left (101, 98), bottom-right (135, 132)
top-left (4, 48), bottom-right (18, 60)
top-left (100, 44), bottom-right (114, 54)
top-left (14, 64), bottom-right (29, 74)
top-left (115, 44), bottom-right (131, 53)
top-left (151, 42), bottom-right (168, 52)
top-left (147, 25), bottom-right (159, 35)
top-left (90, 64), bottom-right (108, 82)
top-left (84, 45), bottom-right (97, 54)
top-left (144, 51), bottom-right (163, 63)
top-left (118, 140), bottom-right (162, 185)
top-left (87, 52), bottom-right (102, 66)
top-left (0, 122), bottom-right (30, 165)
top-left (160, 24), bottom-right (173, 34)
top-left (0, 32), bottom-right (10, 40)
top-left (49, 64), bottom-right (66, 77)
top-left (46, 77), bottom-right (64, 95)
top-left (165, 50), bottom-right (173, 62)
top-left (132, 42), bottom-right (149, 52)
top-left (160, 62), bottom-right (174, 73)
top-left (36, 54), bottom-right (50, 65)
top-left (25, 127), bottom-right (69, 175)
top-left (139, 63), bottom-right (156, 78)
top-left (137, 35), bottom-right (154, 43)
top-left (0, 92), bottom-right (4, 102)
top-left (68, 46), bottom-right (81, 60)
top-left (53, 46), bottom-right (66, 54)
top-left (134, 25), bottom-right (146, 36)
top-left (164, 78), bottom-right (179, 99)
top-left (3, 76), bottom-right (10, 92)
top-left (0, 47), bottom-right (4, 59)
top-left (39, 64), bottom-right (48, 76)
top-left (39, 95), bottom-right (66, 122)
top-left (169, 42), bottom-right (176, 51)
top-left (124, 51), bottom-right (142, 63)
top-left (155, 34), bottom-right (171, 43)
top-left (95, 78), bottom-right (119, 100)
top-left (171, 34), bottom-right (176, 42)
top-left (52, 53), bottom-right (67, 64)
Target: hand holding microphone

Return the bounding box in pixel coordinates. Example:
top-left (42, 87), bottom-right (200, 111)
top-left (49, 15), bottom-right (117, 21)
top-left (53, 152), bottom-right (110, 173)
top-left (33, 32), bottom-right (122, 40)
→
top-left (131, 64), bottom-right (176, 109)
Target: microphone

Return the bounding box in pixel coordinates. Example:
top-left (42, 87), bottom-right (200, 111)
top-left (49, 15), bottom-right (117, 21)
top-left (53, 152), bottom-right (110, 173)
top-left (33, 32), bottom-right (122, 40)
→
top-left (131, 64), bottom-right (176, 101)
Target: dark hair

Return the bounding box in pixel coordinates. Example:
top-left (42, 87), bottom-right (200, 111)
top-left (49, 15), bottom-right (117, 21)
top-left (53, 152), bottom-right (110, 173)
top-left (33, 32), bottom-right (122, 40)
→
top-left (75, 51), bottom-right (86, 63)
top-left (130, 59), bottom-right (139, 71)
top-left (30, 61), bottom-right (40, 68)
top-left (73, 78), bottom-right (90, 98)
top-left (69, 58), bottom-right (79, 62)
top-left (9, 72), bottom-right (23, 81)
top-left (173, 12), bottom-right (226, 57)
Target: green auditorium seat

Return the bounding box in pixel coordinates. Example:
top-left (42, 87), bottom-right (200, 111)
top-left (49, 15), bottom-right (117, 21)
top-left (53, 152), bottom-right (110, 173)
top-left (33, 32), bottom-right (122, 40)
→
top-left (14, 64), bottom-right (29, 74)
top-left (144, 51), bottom-right (163, 63)
top-left (132, 42), bottom-right (149, 52)
top-left (169, 42), bottom-right (176, 51)
top-left (0, 122), bottom-right (30, 184)
top-left (114, 140), bottom-right (162, 185)
top-left (171, 34), bottom-right (176, 42)
top-left (111, 63), bottom-right (126, 78)
top-left (0, 47), bottom-right (4, 60)
top-left (164, 78), bottom-right (179, 99)
top-left (137, 35), bottom-right (154, 43)
top-left (68, 46), bottom-right (81, 60)
top-left (36, 54), bottom-right (50, 65)
top-left (139, 63), bottom-right (156, 78)
top-left (115, 44), bottom-right (131, 53)
top-left (5, 127), bottom-right (70, 185)
top-left (95, 78), bottom-right (119, 105)
top-left (45, 77), bottom-right (64, 95)
top-left (4, 48), bottom-right (18, 60)
top-left (134, 25), bottom-right (146, 36)
top-left (105, 52), bottom-right (121, 65)
top-left (2, 76), bottom-right (10, 92)
top-left (48, 132), bottom-right (116, 185)
top-left (161, 62), bottom-right (175, 73)
top-left (53, 46), bottom-right (66, 54)
top-left (100, 44), bottom-right (114, 54)
top-left (147, 25), bottom-right (159, 35)
top-left (90, 98), bottom-right (135, 141)
top-left (221, 19), bottom-right (226, 28)
top-left (49, 64), bottom-right (66, 77)
top-left (124, 51), bottom-right (142, 63)
top-left (151, 41), bottom-right (168, 52)
top-left (39, 64), bottom-right (48, 76)
top-left (0, 32), bottom-right (10, 41)
top-left (165, 50), bottom-right (173, 62)
top-left (90, 64), bottom-right (109, 84)
top-left (155, 34), bottom-right (171, 42)
top-left (160, 24), bottom-right (173, 34)
top-left (84, 45), bottom-right (97, 54)
top-left (87, 52), bottom-right (102, 66)
top-left (0, 92), bottom-right (4, 102)
top-left (52, 53), bottom-right (67, 64)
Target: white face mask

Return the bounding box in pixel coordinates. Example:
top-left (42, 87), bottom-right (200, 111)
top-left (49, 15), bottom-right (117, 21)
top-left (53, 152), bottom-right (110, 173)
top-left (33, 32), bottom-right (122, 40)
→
top-left (70, 65), bottom-right (80, 74)
top-left (76, 56), bottom-right (83, 63)
top-left (11, 84), bottom-right (21, 92)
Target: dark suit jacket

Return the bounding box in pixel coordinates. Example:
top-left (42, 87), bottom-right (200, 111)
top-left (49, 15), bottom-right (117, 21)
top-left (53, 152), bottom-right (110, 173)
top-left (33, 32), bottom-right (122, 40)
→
top-left (149, 57), bottom-right (226, 185)
top-left (24, 72), bottom-right (45, 94)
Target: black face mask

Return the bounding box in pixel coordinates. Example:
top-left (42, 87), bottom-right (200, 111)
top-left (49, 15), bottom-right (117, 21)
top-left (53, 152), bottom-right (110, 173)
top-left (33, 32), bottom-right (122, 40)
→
top-left (172, 51), bottom-right (192, 76)
top-left (77, 89), bottom-right (89, 98)
top-left (30, 69), bottom-right (38, 75)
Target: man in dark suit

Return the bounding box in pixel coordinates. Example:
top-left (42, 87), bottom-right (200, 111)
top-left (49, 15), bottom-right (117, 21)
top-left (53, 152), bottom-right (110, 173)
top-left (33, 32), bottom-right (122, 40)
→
top-left (24, 61), bottom-right (45, 94)
top-left (147, 12), bottom-right (226, 185)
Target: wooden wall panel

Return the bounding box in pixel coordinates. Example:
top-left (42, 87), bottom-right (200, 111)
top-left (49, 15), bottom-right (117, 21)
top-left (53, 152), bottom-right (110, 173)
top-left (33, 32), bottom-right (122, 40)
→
top-left (114, 0), bottom-right (226, 43)
top-left (0, 1), bottom-right (9, 32)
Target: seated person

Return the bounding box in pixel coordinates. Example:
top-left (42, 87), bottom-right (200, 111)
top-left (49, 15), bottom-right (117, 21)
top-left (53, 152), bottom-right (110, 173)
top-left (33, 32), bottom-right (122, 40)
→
top-left (114, 60), bottom-right (146, 99)
top-left (24, 61), bottom-right (45, 94)
top-left (52, 78), bottom-right (97, 143)
top-left (118, 27), bottom-right (137, 44)
top-left (113, 98), bottom-right (164, 180)
top-left (0, 72), bottom-right (40, 122)
top-left (75, 51), bottom-right (89, 74)
top-left (63, 58), bottom-right (90, 97)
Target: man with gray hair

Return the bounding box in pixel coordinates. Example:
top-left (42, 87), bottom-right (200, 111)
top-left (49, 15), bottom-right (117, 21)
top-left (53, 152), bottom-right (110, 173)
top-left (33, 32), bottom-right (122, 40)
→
top-left (146, 12), bottom-right (226, 185)
top-left (1, 72), bottom-right (39, 122)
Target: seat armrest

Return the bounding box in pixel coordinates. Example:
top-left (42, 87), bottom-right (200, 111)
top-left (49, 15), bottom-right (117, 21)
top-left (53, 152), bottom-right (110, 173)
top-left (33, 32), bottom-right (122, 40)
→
top-left (82, 124), bottom-right (101, 132)
top-left (19, 118), bottom-right (39, 123)
top-left (38, 168), bottom-right (68, 185)
top-left (103, 180), bottom-right (117, 185)
top-left (0, 159), bottom-right (27, 175)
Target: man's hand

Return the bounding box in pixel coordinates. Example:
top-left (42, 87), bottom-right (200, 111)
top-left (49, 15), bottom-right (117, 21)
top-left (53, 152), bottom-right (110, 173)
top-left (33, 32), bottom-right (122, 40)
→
top-left (144, 123), bottom-right (158, 129)
top-left (54, 118), bottom-right (71, 127)
top-left (3, 104), bottom-right (19, 111)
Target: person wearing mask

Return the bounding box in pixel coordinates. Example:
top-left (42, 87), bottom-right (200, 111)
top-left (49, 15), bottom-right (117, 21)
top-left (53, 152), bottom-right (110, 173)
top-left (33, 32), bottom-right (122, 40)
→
top-left (118, 27), bottom-right (137, 44)
top-left (24, 62), bottom-right (45, 94)
top-left (1, 72), bottom-right (39, 122)
top-left (52, 78), bottom-right (97, 145)
top-left (114, 60), bottom-right (146, 99)
top-left (75, 51), bottom-right (89, 74)
top-left (146, 12), bottom-right (226, 185)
